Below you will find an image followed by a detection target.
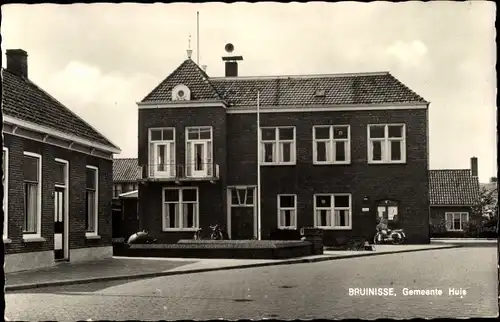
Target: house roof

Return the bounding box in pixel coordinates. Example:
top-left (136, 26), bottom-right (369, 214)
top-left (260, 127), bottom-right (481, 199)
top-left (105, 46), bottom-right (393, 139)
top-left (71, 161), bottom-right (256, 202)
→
top-left (113, 158), bottom-right (141, 182)
top-left (429, 169), bottom-right (480, 206)
top-left (140, 58), bottom-right (428, 106)
top-left (2, 69), bottom-right (119, 150)
top-left (141, 59), bottom-right (222, 102)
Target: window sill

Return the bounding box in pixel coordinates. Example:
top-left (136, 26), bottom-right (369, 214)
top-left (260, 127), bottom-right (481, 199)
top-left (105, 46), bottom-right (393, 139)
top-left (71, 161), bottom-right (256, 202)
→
top-left (22, 235), bottom-right (46, 243)
top-left (368, 161), bottom-right (407, 165)
top-left (278, 227), bottom-right (297, 230)
top-left (260, 163), bottom-right (297, 166)
top-left (315, 227), bottom-right (352, 230)
top-left (162, 228), bottom-right (199, 232)
top-left (85, 233), bottom-right (101, 240)
top-left (3, 238), bottom-right (12, 244)
top-left (313, 162), bottom-right (351, 166)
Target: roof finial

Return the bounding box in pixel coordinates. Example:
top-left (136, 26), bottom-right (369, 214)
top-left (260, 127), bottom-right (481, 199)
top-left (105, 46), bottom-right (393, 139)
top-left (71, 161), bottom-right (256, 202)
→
top-left (187, 34), bottom-right (193, 59)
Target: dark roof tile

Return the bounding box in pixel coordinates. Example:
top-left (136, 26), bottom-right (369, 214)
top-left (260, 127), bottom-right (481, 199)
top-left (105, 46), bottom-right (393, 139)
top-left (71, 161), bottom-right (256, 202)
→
top-left (113, 158), bottom-right (141, 182)
top-left (429, 170), bottom-right (480, 206)
top-left (2, 69), bottom-right (118, 149)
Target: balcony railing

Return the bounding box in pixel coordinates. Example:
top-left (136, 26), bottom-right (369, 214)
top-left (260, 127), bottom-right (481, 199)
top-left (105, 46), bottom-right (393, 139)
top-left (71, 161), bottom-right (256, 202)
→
top-left (140, 162), bottom-right (220, 182)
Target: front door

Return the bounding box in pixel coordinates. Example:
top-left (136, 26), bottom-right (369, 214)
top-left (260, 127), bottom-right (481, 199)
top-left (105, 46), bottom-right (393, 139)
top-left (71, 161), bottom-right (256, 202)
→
top-left (54, 187), bottom-right (66, 261)
top-left (229, 187), bottom-right (255, 240)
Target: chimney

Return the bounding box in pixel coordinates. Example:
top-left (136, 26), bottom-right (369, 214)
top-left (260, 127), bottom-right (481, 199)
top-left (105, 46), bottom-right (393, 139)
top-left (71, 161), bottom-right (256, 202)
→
top-left (201, 65), bottom-right (207, 73)
top-left (470, 156), bottom-right (478, 177)
top-left (6, 49), bottom-right (28, 78)
top-left (490, 177), bottom-right (497, 183)
top-left (222, 55), bottom-right (243, 77)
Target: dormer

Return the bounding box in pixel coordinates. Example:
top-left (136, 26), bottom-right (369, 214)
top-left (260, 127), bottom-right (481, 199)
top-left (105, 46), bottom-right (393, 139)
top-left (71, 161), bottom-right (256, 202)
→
top-left (172, 84), bottom-right (191, 101)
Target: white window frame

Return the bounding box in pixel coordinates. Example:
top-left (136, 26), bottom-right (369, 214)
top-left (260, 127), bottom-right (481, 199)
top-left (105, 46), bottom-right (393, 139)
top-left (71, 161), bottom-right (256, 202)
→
top-left (277, 194), bottom-right (297, 230)
top-left (312, 125), bottom-right (351, 164)
top-left (445, 212), bottom-right (469, 232)
top-left (85, 165), bottom-right (99, 238)
top-left (162, 187), bottom-right (199, 231)
top-left (185, 126), bottom-right (213, 178)
top-left (22, 151), bottom-right (43, 241)
top-left (260, 126), bottom-right (296, 165)
top-left (367, 124), bottom-right (406, 164)
top-left (3, 147), bottom-right (10, 242)
top-left (313, 193), bottom-right (352, 230)
top-left (55, 158), bottom-right (70, 259)
top-left (148, 127), bottom-right (176, 178)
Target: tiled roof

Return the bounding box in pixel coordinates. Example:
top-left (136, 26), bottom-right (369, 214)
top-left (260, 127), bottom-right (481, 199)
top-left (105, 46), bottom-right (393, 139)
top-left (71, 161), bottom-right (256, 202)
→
top-left (141, 59), bottom-right (222, 102)
top-left (141, 59), bottom-right (428, 106)
top-left (429, 170), bottom-right (480, 206)
top-left (2, 69), bottom-right (118, 148)
top-left (211, 73), bottom-right (427, 107)
top-left (113, 158), bottom-right (141, 182)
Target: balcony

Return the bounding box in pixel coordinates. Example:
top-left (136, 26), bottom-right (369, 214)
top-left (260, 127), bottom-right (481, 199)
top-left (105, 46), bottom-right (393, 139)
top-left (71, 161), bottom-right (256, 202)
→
top-left (140, 162), bottom-right (220, 183)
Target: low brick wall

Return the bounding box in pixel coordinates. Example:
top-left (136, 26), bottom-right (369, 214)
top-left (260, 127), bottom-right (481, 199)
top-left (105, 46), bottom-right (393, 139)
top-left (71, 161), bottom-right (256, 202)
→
top-left (116, 240), bottom-right (313, 259)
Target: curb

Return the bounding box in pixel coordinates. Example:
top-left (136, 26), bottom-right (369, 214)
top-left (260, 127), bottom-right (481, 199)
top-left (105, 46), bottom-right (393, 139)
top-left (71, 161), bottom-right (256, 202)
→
top-left (5, 245), bottom-right (461, 292)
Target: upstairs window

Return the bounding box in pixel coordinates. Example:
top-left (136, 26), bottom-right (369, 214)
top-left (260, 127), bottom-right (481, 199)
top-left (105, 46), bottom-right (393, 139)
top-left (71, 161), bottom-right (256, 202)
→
top-left (313, 125), bottom-right (350, 164)
top-left (260, 127), bottom-right (296, 165)
top-left (186, 127), bottom-right (213, 177)
top-left (149, 128), bottom-right (175, 178)
top-left (368, 124), bottom-right (406, 163)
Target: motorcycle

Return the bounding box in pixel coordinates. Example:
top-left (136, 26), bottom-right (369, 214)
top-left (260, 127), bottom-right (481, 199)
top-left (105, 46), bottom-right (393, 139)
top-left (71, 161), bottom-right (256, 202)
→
top-left (373, 228), bottom-right (406, 245)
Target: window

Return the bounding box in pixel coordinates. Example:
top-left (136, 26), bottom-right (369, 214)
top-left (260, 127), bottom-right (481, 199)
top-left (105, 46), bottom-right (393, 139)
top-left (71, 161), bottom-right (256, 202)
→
top-left (149, 128), bottom-right (175, 178)
top-left (260, 127), bottom-right (296, 165)
top-left (3, 147), bottom-right (9, 241)
top-left (314, 194), bottom-right (352, 229)
top-left (230, 187), bottom-right (254, 206)
top-left (85, 166), bottom-right (99, 236)
top-left (313, 125), bottom-right (350, 164)
top-left (445, 212), bottom-right (469, 231)
top-left (277, 194), bottom-right (297, 229)
top-left (162, 187), bottom-right (199, 230)
top-left (113, 184), bottom-right (122, 198)
top-left (23, 152), bottom-right (42, 238)
top-left (186, 127), bottom-right (213, 177)
top-left (367, 124), bottom-right (406, 163)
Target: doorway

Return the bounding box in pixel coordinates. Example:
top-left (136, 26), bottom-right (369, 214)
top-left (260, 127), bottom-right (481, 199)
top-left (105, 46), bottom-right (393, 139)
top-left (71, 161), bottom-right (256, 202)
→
top-left (227, 186), bottom-right (256, 240)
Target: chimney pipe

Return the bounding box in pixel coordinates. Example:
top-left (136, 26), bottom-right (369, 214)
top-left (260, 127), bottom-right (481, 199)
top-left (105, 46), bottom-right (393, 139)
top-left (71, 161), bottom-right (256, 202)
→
top-left (470, 156), bottom-right (478, 177)
top-left (222, 55), bottom-right (243, 77)
top-left (201, 65), bottom-right (207, 72)
top-left (6, 49), bottom-right (28, 78)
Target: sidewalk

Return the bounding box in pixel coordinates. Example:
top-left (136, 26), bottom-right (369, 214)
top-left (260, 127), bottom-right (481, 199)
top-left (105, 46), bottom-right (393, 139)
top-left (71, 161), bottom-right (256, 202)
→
top-left (5, 244), bottom-right (460, 292)
top-left (431, 238), bottom-right (498, 246)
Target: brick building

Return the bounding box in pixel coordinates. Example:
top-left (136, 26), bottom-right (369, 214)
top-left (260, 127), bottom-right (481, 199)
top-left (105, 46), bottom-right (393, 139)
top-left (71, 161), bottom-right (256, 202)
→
top-left (429, 157), bottom-right (481, 237)
top-left (2, 49), bottom-right (121, 272)
top-left (137, 51), bottom-right (431, 245)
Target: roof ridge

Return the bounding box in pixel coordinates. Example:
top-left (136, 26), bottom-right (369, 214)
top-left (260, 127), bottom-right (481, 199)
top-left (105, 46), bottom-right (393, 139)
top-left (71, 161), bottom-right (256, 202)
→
top-left (210, 71), bottom-right (391, 81)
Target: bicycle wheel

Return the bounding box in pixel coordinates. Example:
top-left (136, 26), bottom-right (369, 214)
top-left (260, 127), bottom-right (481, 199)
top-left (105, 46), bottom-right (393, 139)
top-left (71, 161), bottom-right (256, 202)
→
top-left (391, 232), bottom-right (403, 245)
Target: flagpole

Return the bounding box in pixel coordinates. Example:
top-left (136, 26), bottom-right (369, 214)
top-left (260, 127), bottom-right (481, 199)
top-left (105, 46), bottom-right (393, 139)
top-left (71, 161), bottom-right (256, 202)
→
top-left (196, 11), bottom-right (200, 65)
top-left (256, 90), bottom-right (262, 240)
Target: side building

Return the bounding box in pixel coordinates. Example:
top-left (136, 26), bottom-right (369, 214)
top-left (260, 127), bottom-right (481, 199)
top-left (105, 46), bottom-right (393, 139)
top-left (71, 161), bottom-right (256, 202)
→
top-left (2, 49), bottom-right (121, 272)
top-left (137, 50), bottom-right (431, 245)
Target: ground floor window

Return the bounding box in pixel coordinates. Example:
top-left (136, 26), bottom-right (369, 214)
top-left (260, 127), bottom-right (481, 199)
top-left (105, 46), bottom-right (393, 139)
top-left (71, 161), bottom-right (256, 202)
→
top-left (23, 152), bottom-right (42, 236)
top-left (314, 193), bottom-right (352, 229)
top-left (162, 187), bottom-right (199, 230)
top-left (445, 212), bottom-right (469, 231)
top-left (277, 194), bottom-right (297, 229)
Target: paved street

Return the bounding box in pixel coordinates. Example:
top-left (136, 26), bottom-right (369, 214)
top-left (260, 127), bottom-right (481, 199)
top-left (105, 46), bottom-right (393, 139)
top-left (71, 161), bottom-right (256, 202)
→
top-left (5, 247), bottom-right (498, 320)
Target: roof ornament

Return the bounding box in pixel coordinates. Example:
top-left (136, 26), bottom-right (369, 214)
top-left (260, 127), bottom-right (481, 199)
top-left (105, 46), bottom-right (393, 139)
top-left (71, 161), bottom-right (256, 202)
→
top-left (186, 34), bottom-right (193, 59)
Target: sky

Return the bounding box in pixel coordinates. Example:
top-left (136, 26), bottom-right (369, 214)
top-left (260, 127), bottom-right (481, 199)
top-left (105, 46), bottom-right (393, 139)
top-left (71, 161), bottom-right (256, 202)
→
top-left (1, 2), bottom-right (497, 183)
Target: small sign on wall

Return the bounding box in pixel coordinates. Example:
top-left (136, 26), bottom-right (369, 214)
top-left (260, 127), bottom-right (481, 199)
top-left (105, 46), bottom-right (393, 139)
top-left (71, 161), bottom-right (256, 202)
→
top-left (362, 207), bottom-right (370, 212)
